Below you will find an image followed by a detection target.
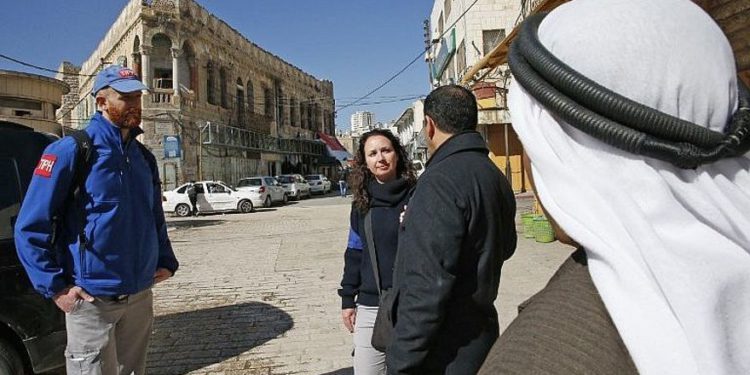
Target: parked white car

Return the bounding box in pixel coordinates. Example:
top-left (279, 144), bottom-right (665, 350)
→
top-left (162, 181), bottom-right (263, 217)
top-left (305, 174), bottom-right (332, 194)
top-left (276, 174), bottom-right (311, 200)
top-left (236, 176), bottom-right (288, 207)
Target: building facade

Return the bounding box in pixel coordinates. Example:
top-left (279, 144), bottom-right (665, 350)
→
top-left (0, 70), bottom-right (69, 136)
top-left (60, 0), bottom-right (336, 190)
top-left (427, 0), bottom-right (526, 192)
top-left (350, 111), bottom-right (374, 135)
top-left (393, 100), bottom-right (427, 164)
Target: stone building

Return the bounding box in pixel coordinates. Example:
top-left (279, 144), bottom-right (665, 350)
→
top-left (427, 0), bottom-right (525, 191)
top-left (459, 0), bottom-right (750, 193)
top-left (0, 70), bottom-right (69, 136)
top-left (60, 0), bottom-right (336, 190)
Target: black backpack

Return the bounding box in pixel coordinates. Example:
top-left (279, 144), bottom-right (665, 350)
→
top-left (50, 130), bottom-right (160, 247)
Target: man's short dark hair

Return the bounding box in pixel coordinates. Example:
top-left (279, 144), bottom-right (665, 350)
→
top-left (424, 85), bottom-right (478, 134)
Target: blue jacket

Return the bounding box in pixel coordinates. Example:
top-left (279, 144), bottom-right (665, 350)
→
top-left (14, 112), bottom-right (179, 298)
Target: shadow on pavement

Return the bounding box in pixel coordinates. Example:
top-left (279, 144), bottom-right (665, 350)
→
top-left (167, 219), bottom-right (224, 230)
top-left (147, 302), bottom-right (293, 374)
top-left (320, 367), bottom-right (354, 375)
top-left (254, 208), bottom-right (278, 212)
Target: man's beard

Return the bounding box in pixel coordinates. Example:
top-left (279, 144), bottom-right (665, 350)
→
top-left (108, 107), bottom-right (141, 129)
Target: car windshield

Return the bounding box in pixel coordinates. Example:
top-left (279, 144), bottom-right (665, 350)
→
top-left (277, 176), bottom-right (295, 183)
top-left (305, 175), bottom-right (320, 180)
top-left (238, 179), bottom-right (262, 187)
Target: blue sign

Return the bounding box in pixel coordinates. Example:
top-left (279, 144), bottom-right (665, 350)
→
top-left (164, 135), bottom-right (181, 158)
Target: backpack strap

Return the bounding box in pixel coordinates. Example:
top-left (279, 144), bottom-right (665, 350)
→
top-left (364, 210), bottom-right (382, 293)
top-left (64, 130), bottom-right (94, 247)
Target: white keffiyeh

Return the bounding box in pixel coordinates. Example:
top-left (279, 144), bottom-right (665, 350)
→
top-left (508, 0), bottom-right (750, 374)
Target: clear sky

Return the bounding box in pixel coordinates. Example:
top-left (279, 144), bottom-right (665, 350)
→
top-left (0, 1), bottom-right (434, 131)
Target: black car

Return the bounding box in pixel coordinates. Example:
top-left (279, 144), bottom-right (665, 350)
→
top-left (0, 122), bottom-right (66, 374)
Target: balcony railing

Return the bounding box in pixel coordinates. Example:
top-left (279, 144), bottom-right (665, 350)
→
top-left (150, 88), bottom-right (173, 105)
top-left (201, 122), bottom-right (325, 156)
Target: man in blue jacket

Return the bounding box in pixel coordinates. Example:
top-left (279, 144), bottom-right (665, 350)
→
top-left (14, 65), bottom-right (179, 375)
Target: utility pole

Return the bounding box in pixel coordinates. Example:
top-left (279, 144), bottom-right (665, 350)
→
top-left (423, 19), bottom-right (435, 87)
top-left (199, 121), bottom-right (211, 181)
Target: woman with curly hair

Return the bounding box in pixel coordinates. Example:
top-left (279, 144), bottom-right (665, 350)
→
top-left (338, 129), bottom-right (417, 374)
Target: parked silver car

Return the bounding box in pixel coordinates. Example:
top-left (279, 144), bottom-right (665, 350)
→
top-left (237, 176), bottom-right (288, 207)
top-left (276, 174), bottom-right (311, 200)
top-left (305, 174), bottom-right (332, 194)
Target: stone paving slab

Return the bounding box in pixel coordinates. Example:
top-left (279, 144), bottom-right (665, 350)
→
top-left (150, 194), bottom-right (573, 374)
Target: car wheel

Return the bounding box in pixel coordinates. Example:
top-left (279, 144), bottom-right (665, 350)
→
top-left (175, 204), bottom-right (191, 217)
top-left (0, 338), bottom-right (24, 375)
top-left (264, 196), bottom-right (272, 208)
top-left (238, 200), bottom-right (254, 213)
top-left (283, 194), bottom-right (289, 204)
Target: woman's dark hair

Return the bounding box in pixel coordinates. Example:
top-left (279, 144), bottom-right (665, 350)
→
top-left (351, 129), bottom-right (417, 212)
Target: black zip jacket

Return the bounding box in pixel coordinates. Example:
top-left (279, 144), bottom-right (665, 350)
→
top-left (339, 178), bottom-right (411, 309)
top-left (386, 131), bottom-right (517, 374)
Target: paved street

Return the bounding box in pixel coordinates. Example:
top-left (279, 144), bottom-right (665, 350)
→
top-left (150, 193), bottom-right (574, 374)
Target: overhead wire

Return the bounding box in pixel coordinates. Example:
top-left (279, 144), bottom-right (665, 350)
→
top-left (336, 0), bottom-right (481, 112)
top-left (0, 53), bottom-right (98, 77)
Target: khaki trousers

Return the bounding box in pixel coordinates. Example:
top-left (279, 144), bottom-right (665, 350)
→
top-left (65, 289), bottom-right (154, 375)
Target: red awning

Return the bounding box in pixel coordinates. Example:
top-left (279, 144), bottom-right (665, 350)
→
top-left (317, 132), bottom-right (346, 152)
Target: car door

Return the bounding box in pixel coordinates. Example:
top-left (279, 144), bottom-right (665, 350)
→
top-left (264, 177), bottom-right (282, 201)
top-left (206, 183), bottom-right (235, 210)
top-left (195, 183), bottom-right (210, 211)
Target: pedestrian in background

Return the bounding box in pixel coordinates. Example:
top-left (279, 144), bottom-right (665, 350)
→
top-left (14, 65), bottom-right (179, 375)
top-left (338, 129), bottom-right (417, 374)
top-left (481, 1), bottom-right (750, 374)
top-left (385, 85), bottom-right (517, 374)
top-left (339, 167), bottom-right (350, 197)
top-left (187, 180), bottom-right (199, 216)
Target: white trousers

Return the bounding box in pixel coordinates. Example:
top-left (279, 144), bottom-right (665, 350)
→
top-left (353, 304), bottom-right (386, 375)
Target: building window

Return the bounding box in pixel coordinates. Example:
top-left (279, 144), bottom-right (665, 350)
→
top-left (444, 0), bottom-right (451, 20)
top-left (456, 41), bottom-right (466, 76)
top-left (300, 102), bottom-right (307, 129)
top-left (154, 68), bottom-right (172, 89)
top-left (482, 29), bottom-right (506, 55)
top-left (0, 97), bottom-right (43, 111)
top-left (438, 12), bottom-right (444, 37)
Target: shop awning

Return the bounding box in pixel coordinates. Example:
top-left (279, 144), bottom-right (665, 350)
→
top-left (461, 0), bottom-right (569, 84)
top-left (317, 132), bottom-right (352, 164)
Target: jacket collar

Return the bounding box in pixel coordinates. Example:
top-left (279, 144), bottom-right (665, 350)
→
top-left (90, 111), bottom-right (144, 144)
top-left (425, 131), bottom-right (488, 168)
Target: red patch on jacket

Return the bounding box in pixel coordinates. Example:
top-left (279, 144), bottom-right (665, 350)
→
top-left (34, 154), bottom-right (57, 178)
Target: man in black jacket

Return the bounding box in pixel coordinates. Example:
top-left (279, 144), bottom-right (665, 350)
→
top-left (386, 85), bottom-right (517, 374)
